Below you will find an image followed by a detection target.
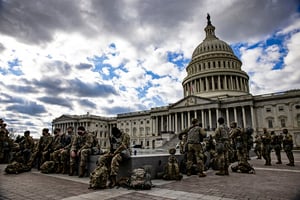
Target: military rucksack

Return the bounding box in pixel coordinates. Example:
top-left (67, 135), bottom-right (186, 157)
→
top-left (5, 161), bottom-right (31, 174)
top-left (89, 165), bottom-right (109, 189)
top-left (231, 162), bottom-right (255, 174)
top-left (40, 161), bottom-right (55, 174)
top-left (129, 167), bottom-right (152, 190)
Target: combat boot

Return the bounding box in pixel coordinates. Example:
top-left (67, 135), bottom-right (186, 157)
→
top-left (198, 172), bottom-right (206, 177)
top-left (62, 163), bottom-right (68, 174)
top-left (55, 163), bottom-right (62, 173)
top-left (69, 164), bottom-right (75, 176)
top-left (224, 165), bottom-right (229, 175)
top-left (79, 166), bottom-right (86, 177)
top-left (215, 168), bottom-right (225, 176)
top-left (109, 175), bottom-right (117, 188)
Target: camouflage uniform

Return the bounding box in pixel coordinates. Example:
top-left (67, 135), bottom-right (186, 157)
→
top-left (261, 128), bottom-right (272, 166)
top-left (229, 122), bottom-right (247, 165)
top-left (282, 129), bottom-right (294, 166)
top-left (271, 132), bottom-right (283, 164)
top-left (70, 126), bottom-right (94, 177)
top-left (163, 148), bottom-right (182, 180)
top-left (101, 127), bottom-right (130, 187)
top-left (60, 127), bottom-right (74, 174)
top-left (21, 131), bottom-right (35, 164)
top-left (186, 119), bottom-right (206, 177)
top-left (27, 128), bottom-right (53, 168)
top-left (214, 117), bottom-right (230, 175)
top-left (254, 134), bottom-right (262, 159)
top-left (50, 129), bottom-right (70, 173)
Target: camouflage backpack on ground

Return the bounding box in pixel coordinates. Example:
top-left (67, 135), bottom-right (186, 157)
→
top-left (231, 162), bottom-right (255, 174)
top-left (89, 164), bottom-right (109, 189)
top-left (5, 161), bottom-right (31, 174)
top-left (40, 161), bottom-right (55, 174)
top-left (129, 166), bottom-right (152, 190)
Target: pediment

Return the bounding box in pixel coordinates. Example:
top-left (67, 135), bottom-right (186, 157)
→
top-left (170, 95), bottom-right (215, 109)
top-left (53, 114), bottom-right (76, 122)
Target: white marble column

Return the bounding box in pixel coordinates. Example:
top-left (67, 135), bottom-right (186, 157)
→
top-left (181, 112), bottom-right (184, 130)
top-left (226, 108), bottom-right (230, 126)
top-left (250, 106), bottom-right (256, 129)
top-left (209, 109), bottom-right (212, 130)
top-left (234, 107), bottom-right (237, 123)
top-left (201, 110), bottom-right (205, 127)
top-left (175, 113), bottom-right (178, 134)
top-left (242, 106), bottom-right (246, 128)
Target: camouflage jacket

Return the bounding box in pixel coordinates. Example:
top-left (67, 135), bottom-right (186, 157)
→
top-left (110, 132), bottom-right (130, 154)
top-left (71, 132), bottom-right (94, 152)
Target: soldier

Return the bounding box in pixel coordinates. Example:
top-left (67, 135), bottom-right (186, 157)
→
top-left (282, 129), bottom-right (295, 166)
top-left (70, 126), bottom-right (94, 177)
top-left (163, 148), bottom-right (182, 180)
top-left (21, 130), bottom-right (35, 164)
top-left (27, 128), bottom-right (53, 169)
top-left (254, 134), bottom-right (262, 159)
top-left (101, 127), bottom-right (131, 187)
top-left (214, 117), bottom-right (230, 176)
top-left (261, 128), bottom-right (272, 166)
top-left (229, 122), bottom-right (247, 165)
top-left (271, 131), bottom-right (283, 164)
top-left (60, 126), bottom-right (74, 174)
top-left (50, 128), bottom-right (71, 173)
top-left (185, 118), bottom-right (206, 177)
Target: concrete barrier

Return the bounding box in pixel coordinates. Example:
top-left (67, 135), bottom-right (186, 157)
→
top-left (87, 153), bottom-right (184, 179)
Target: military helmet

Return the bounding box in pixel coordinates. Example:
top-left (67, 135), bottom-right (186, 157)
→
top-left (191, 118), bottom-right (199, 125)
top-left (169, 148), bottom-right (176, 155)
top-left (282, 129), bottom-right (288, 134)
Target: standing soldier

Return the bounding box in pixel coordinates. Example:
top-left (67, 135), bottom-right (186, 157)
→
top-left (70, 126), bottom-right (94, 177)
top-left (214, 117), bottom-right (230, 176)
top-left (271, 131), bottom-right (283, 164)
top-left (254, 134), bottom-right (262, 159)
top-left (261, 128), bottom-right (272, 166)
top-left (229, 122), bottom-right (247, 165)
top-left (101, 127), bottom-right (131, 187)
top-left (185, 118), bottom-right (207, 177)
top-left (282, 129), bottom-right (295, 166)
top-left (27, 128), bottom-right (53, 169)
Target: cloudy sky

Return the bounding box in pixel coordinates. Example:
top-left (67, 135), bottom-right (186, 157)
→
top-left (1, 0), bottom-right (299, 138)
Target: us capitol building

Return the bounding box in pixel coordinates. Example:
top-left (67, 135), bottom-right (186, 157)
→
top-left (52, 16), bottom-right (300, 149)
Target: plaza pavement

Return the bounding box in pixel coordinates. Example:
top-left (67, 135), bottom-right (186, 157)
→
top-left (0, 151), bottom-right (300, 200)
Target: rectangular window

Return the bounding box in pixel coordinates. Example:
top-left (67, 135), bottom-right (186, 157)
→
top-left (268, 119), bottom-right (273, 128)
top-left (266, 108), bottom-right (271, 112)
top-left (281, 119), bottom-right (286, 127)
top-left (278, 106), bottom-right (284, 111)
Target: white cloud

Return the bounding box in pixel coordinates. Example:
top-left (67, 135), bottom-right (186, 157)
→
top-left (0, 0), bottom-right (299, 137)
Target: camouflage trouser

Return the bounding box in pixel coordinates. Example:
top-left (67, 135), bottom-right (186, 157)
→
top-left (60, 149), bottom-right (70, 164)
top-left (262, 144), bottom-right (271, 164)
top-left (186, 143), bottom-right (204, 173)
top-left (50, 149), bottom-right (62, 164)
top-left (236, 148), bottom-right (247, 164)
top-left (216, 142), bottom-right (229, 170)
top-left (97, 153), bottom-right (123, 176)
top-left (285, 149), bottom-right (294, 164)
top-left (70, 149), bottom-right (91, 167)
top-left (274, 147), bottom-right (282, 162)
top-left (254, 145), bottom-right (262, 158)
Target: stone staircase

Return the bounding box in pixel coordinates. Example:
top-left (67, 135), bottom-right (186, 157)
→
top-left (161, 134), bottom-right (179, 150)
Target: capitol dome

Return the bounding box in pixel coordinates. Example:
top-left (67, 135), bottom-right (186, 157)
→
top-left (182, 14), bottom-right (250, 99)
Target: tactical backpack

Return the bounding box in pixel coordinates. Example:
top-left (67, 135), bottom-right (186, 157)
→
top-left (5, 161), bottom-right (31, 174)
top-left (231, 162), bottom-right (255, 174)
top-left (129, 167), bottom-right (152, 190)
top-left (89, 165), bottom-right (109, 189)
top-left (40, 161), bottom-right (55, 174)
